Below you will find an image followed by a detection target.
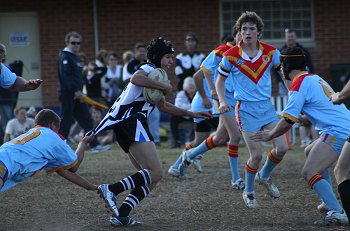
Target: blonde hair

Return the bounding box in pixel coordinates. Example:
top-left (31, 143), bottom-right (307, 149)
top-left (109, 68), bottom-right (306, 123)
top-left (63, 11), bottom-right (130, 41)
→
top-left (0, 43), bottom-right (6, 62)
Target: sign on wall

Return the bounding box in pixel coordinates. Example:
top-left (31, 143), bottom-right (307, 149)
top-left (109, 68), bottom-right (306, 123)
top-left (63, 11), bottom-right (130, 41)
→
top-left (9, 32), bottom-right (29, 47)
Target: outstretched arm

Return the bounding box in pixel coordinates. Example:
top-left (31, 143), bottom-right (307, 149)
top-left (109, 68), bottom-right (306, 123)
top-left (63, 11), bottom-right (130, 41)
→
top-left (157, 98), bottom-right (211, 119)
top-left (330, 79), bottom-right (350, 104)
top-left (250, 118), bottom-right (293, 142)
top-left (69, 133), bottom-right (95, 172)
top-left (56, 167), bottom-right (97, 190)
top-left (9, 76), bottom-right (43, 92)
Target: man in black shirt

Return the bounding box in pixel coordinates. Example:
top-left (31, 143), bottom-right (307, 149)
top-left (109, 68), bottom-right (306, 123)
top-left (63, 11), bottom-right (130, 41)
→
top-left (57, 31), bottom-right (110, 153)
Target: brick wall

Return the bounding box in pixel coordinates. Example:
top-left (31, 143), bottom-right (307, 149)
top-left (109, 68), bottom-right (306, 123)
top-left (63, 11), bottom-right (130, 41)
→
top-left (1, 0), bottom-right (350, 107)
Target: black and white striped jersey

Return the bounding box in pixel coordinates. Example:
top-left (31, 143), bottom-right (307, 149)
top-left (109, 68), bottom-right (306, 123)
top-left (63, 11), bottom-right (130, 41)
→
top-left (89, 63), bottom-right (157, 135)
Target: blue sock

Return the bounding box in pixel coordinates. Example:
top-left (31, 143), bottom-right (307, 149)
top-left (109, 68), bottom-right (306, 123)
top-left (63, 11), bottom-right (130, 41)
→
top-left (322, 168), bottom-right (333, 186)
top-left (172, 155), bottom-right (183, 169)
top-left (188, 141), bottom-right (208, 159)
top-left (229, 157), bottom-right (240, 182)
top-left (245, 163), bottom-right (258, 193)
top-left (259, 151), bottom-right (281, 179)
top-left (311, 175), bottom-right (342, 212)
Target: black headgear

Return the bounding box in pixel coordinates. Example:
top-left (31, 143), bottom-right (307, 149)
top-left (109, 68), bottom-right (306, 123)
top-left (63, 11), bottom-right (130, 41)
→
top-left (280, 47), bottom-right (307, 80)
top-left (147, 37), bottom-right (175, 68)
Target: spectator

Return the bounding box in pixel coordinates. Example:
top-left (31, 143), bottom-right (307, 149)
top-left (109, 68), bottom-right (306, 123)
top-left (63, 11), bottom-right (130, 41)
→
top-left (57, 31), bottom-right (111, 153)
top-left (121, 50), bottom-right (134, 86)
top-left (26, 106), bottom-right (37, 119)
top-left (175, 32), bottom-right (205, 91)
top-left (170, 77), bottom-right (196, 148)
top-left (4, 106), bottom-right (34, 143)
top-left (83, 61), bottom-right (107, 103)
top-left (122, 43), bottom-right (147, 85)
top-left (105, 52), bottom-right (123, 105)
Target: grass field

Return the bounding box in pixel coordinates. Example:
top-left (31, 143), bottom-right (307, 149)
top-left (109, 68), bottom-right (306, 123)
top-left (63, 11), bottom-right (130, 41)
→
top-left (0, 141), bottom-right (348, 231)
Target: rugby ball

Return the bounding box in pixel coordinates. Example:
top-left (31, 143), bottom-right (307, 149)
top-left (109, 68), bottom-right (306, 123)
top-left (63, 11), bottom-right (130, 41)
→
top-left (143, 68), bottom-right (169, 104)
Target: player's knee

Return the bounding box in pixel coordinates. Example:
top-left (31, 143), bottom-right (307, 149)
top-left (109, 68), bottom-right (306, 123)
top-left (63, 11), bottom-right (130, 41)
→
top-left (301, 167), bottom-right (314, 181)
top-left (251, 153), bottom-right (263, 163)
top-left (275, 143), bottom-right (288, 157)
top-left (150, 168), bottom-right (163, 183)
top-left (213, 135), bottom-right (226, 146)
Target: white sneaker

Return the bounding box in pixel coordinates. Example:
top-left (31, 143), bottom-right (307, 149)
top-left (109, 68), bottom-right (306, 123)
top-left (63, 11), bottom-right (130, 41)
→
top-left (98, 184), bottom-right (119, 216)
top-left (91, 144), bottom-right (112, 153)
top-left (192, 158), bottom-right (203, 173)
top-left (242, 191), bottom-right (259, 208)
top-left (314, 209), bottom-right (349, 226)
top-left (255, 173), bottom-right (280, 198)
top-left (317, 201), bottom-right (330, 213)
top-left (110, 215), bottom-right (142, 227)
top-left (179, 151), bottom-right (192, 178)
top-left (231, 178), bottom-right (245, 190)
top-left (168, 166), bottom-right (180, 177)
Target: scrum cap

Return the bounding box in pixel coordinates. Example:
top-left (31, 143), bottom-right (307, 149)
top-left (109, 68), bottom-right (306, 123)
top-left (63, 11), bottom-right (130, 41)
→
top-left (147, 37), bottom-right (174, 68)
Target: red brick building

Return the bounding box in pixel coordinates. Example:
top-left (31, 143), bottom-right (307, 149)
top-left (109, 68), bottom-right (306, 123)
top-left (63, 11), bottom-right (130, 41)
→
top-left (1, 0), bottom-right (350, 108)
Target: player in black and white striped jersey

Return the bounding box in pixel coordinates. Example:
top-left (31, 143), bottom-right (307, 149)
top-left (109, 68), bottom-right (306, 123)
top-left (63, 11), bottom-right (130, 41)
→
top-left (89, 37), bottom-right (211, 227)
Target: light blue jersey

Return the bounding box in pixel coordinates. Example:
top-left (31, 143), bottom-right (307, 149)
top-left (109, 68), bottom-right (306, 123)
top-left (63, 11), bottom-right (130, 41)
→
top-left (0, 127), bottom-right (78, 192)
top-left (0, 63), bottom-right (17, 89)
top-left (282, 72), bottom-right (350, 140)
top-left (218, 41), bottom-right (280, 101)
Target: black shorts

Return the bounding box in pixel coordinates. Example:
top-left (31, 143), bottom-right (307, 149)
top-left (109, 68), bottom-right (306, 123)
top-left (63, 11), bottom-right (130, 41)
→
top-left (194, 117), bottom-right (219, 132)
top-left (113, 117), bottom-right (154, 153)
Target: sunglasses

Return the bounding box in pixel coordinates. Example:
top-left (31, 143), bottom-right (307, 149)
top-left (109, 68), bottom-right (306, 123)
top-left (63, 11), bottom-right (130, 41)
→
top-left (70, 42), bottom-right (81, 45)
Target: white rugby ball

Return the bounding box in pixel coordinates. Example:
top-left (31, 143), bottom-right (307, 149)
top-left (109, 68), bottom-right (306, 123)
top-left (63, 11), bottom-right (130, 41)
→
top-left (143, 68), bottom-right (169, 104)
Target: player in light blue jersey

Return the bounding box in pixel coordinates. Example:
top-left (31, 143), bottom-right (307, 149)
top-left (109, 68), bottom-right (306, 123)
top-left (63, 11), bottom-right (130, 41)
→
top-left (0, 109), bottom-right (97, 192)
top-left (216, 11), bottom-right (289, 208)
top-left (170, 29), bottom-right (245, 190)
top-left (251, 47), bottom-right (349, 226)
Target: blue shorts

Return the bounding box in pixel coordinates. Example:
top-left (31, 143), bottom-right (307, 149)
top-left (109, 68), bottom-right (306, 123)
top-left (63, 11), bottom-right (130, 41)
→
top-left (235, 100), bottom-right (279, 132)
top-left (191, 92), bottom-right (216, 123)
top-left (319, 133), bottom-right (346, 155)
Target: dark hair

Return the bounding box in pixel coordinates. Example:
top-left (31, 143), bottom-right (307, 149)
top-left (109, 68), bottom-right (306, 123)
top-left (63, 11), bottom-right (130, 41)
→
top-left (96, 49), bottom-right (108, 63)
top-left (186, 32), bottom-right (198, 43)
top-left (221, 34), bottom-right (235, 44)
top-left (280, 47), bottom-right (306, 78)
top-left (134, 42), bottom-right (146, 50)
top-left (35, 109), bottom-right (61, 128)
top-left (235, 11), bottom-right (264, 34)
top-left (285, 28), bottom-right (295, 34)
top-left (147, 37), bottom-right (175, 68)
top-left (65, 31), bottom-right (82, 44)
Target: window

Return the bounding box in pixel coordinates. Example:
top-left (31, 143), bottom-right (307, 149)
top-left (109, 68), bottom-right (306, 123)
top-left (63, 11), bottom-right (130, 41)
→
top-left (220, 0), bottom-right (314, 47)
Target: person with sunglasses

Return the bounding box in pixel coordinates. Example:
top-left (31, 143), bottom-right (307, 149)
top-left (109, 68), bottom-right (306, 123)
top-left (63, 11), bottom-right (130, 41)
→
top-left (57, 31), bottom-right (111, 153)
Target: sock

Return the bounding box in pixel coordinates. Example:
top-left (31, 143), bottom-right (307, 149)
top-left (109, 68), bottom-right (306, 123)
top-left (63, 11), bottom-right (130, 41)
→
top-left (184, 143), bottom-right (193, 151)
top-left (119, 186), bottom-right (150, 217)
top-left (188, 136), bottom-right (216, 160)
top-left (309, 173), bottom-right (342, 212)
top-left (228, 144), bottom-right (240, 182)
top-left (172, 154), bottom-right (184, 169)
top-left (322, 168), bottom-right (333, 186)
top-left (244, 163), bottom-right (259, 193)
top-left (108, 169), bottom-right (151, 195)
top-left (339, 179), bottom-right (350, 219)
top-left (259, 151), bottom-right (282, 179)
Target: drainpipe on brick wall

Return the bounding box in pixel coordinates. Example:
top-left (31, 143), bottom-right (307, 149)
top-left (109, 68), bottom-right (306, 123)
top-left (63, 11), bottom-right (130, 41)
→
top-left (93, 0), bottom-right (99, 55)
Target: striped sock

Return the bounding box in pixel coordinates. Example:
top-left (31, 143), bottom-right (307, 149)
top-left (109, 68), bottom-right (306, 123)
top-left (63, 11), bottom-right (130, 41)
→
top-left (184, 144), bottom-right (193, 151)
top-left (309, 173), bottom-right (342, 212)
top-left (188, 136), bottom-right (216, 160)
top-left (245, 163), bottom-right (259, 193)
top-left (119, 186), bottom-right (150, 217)
top-left (108, 169), bottom-right (151, 195)
top-left (259, 151), bottom-right (282, 179)
top-left (228, 144), bottom-right (240, 182)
